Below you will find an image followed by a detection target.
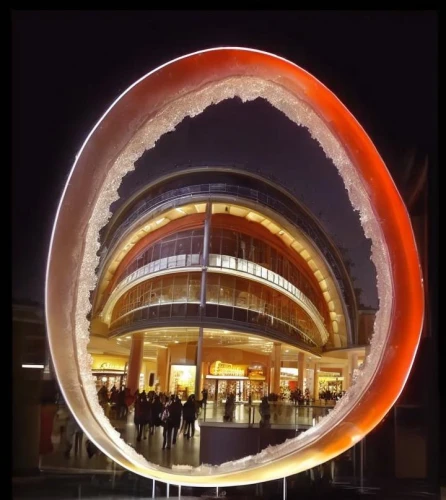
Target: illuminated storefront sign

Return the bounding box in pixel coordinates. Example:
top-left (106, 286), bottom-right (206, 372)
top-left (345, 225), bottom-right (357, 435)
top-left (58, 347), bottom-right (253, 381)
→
top-left (209, 361), bottom-right (246, 377)
top-left (169, 364), bottom-right (196, 399)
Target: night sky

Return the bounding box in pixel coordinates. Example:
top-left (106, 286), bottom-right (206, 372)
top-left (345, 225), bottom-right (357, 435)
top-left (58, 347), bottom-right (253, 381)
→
top-left (11, 10), bottom-right (438, 307)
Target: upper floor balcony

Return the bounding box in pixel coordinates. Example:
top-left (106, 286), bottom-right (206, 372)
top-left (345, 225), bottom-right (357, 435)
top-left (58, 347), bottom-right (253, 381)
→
top-left (102, 253), bottom-right (329, 346)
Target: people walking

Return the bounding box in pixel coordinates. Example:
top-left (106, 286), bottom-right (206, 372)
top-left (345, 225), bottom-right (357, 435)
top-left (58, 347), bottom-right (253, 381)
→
top-left (183, 394), bottom-right (196, 438)
top-left (161, 399), bottom-right (174, 449)
top-left (63, 412), bottom-right (83, 458)
top-left (259, 396), bottom-right (271, 428)
top-left (169, 395), bottom-right (183, 445)
top-left (223, 393), bottom-right (235, 422)
top-left (134, 392), bottom-right (146, 441)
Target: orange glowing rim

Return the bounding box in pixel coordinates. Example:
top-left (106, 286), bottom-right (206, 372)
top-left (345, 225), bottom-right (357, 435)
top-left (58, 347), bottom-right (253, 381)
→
top-left (45, 47), bottom-right (424, 486)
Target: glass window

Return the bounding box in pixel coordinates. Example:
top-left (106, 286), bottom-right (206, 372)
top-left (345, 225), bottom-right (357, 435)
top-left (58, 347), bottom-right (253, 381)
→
top-left (161, 240), bottom-right (176, 259)
top-left (192, 236), bottom-right (202, 255)
top-left (235, 280), bottom-right (249, 308)
top-left (248, 282), bottom-right (263, 312)
top-left (206, 304), bottom-right (218, 318)
top-left (176, 237), bottom-right (188, 256)
top-left (218, 305), bottom-right (233, 320)
top-left (233, 308), bottom-right (247, 323)
top-left (173, 275), bottom-right (188, 302)
top-left (159, 304), bottom-right (171, 318)
top-left (210, 233), bottom-right (221, 255)
top-left (148, 305), bottom-right (159, 320)
top-left (160, 276), bottom-right (173, 303)
top-left (219, 286), bottom-right (233, 306)
top-left (206, 284), bottom-right (219, 304)
top-left (220, 275), bottom-right (235, 289)
top-left (152, 243), bottom-right (161, 261)
top-left (171, 303), bottom-right (186, 317)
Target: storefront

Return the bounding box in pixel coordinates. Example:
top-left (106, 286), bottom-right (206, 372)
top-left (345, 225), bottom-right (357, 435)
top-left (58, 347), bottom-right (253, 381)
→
top-left (279, 367), bottom-right (299, 400)
top-left (92, 369), bottom-right (127, 392)
top-left (318, 370), bottom-right (344, 397)
top-left (91, 358), bottom-right (128, 392)
top-left (169, 364), bottom-right (196, 401)
top-left (204, 361), bottom-right (267, 402)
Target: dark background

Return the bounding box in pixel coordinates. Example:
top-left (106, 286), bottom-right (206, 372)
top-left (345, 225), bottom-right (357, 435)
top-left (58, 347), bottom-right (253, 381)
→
top-left (11, 10), bottom-right (438, 307)
top-left (11, 8), bottom-right (440, 489)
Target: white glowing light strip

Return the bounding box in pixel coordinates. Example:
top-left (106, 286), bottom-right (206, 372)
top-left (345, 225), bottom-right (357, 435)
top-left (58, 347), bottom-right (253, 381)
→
top-left (52, 47), bottom-right (396, 485)
top-left (22, 364), bottom-right (44, 369)
top-left (206, 375), bottom-right (249, 380)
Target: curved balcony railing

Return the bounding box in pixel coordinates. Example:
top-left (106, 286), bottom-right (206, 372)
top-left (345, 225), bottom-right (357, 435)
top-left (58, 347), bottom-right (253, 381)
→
top-left (109, 302), bottom-right (320, 350)
top-left (98, 182), bottom-right (357, 344)
top-left (103, 253), bottom-right (329, 344)
top-left (101, 183), bottom-right (349, 297)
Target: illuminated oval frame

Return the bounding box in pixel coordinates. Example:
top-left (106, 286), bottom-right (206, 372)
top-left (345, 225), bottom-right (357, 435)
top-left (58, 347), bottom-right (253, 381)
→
top-left (45, 47), bottom-right (424, 486)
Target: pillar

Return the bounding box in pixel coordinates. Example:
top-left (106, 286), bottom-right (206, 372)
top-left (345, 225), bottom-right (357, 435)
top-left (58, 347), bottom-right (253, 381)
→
top-left (306, 361), bottom-right (315, 397)
top-left (273, 343), bottom-right (281, 394)
top-left (126, 333), bottom-right (144, 394)
top-left (195, 201), bottom-right (212, 398)
top-left (348, 352), bottom-right (359, 387)
top-left (298, 352), bottom-right (305, 392)
top-left (313, 363), bottom-right (320, 401)
top-left (341, 364), bottom-right (349, 391)
top-left (157, 347), bottom-right (168, 393)
top-left (266, 357), bottom-right (272, 395)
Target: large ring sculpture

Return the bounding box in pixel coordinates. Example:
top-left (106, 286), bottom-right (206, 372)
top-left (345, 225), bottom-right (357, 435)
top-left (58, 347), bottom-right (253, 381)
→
top-left (45, 47), bottom-right (424, 486)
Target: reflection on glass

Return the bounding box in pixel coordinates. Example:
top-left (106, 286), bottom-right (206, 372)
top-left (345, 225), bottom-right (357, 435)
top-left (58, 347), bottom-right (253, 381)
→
top-left (111, 273), bottom-right (321, 347)
top-left (114, 227), bottom-right (324, 312)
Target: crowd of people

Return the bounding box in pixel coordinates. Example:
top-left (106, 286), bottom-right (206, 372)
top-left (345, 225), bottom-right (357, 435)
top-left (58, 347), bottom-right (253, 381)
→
top-left (99, 386), bottom-right (201, 450)
top-left (50, 387), bottom-right (285, 459)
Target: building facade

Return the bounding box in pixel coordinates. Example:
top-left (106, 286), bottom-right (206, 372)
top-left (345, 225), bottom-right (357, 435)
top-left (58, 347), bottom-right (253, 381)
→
top-left (89, 166), bottom-right (374, 402)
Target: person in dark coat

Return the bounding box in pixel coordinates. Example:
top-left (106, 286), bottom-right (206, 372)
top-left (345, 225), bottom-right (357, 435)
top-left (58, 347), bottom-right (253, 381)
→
top-left (117, 387), bottom-right (127, 420)
top-left (259, 395), bottom-right (271, 428)
top-left (223, 393), bottom-right (235, 422)
top-left (152, 394), bottom-right (164, 431)
top-left (168, 395), bottom-right (183, 445)
top-left (146, 392), bottom-right (155, 436)
top-left (133, 392), bottom-right (146, 441)
top-left (141, 392), bottom-right (151, 439)
top-left (183, 394), bottom-right (196, 438)
top-left (161, 400), bottom-right (174, 449)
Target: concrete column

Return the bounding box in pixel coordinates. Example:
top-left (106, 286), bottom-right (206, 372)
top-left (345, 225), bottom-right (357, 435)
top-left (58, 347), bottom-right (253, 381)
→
top-left (156, 347), bottom-right (168, 392)
top-left (341, 364), bottom-right (349, 391)
top-left (313, 363), bottom-right (320, 400)
top-left (273, 343), bottom-right (281, 394)
top-left (298, 352), bottom-right (305, 392)
top-left (126, 333), bottom-right (144, 394)
top-left (348, 352), bottom-right (359, 387)
top-left (266, 357), bottom-right (272, 394)
top-left (195, 201), bottom-right (212, 398)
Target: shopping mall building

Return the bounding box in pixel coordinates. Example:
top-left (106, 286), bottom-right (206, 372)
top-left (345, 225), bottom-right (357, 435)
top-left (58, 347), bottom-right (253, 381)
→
top-left (13, 159), bottom-right (438, 494)
top-left (88, 166), bottom-right (375, 402)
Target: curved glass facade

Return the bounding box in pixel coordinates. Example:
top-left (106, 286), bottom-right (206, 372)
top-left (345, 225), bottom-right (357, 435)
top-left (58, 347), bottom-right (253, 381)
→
top-left (117, 227), bottom-right (325, 316)
top-left (110, 272), bottom-right (323, 347)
